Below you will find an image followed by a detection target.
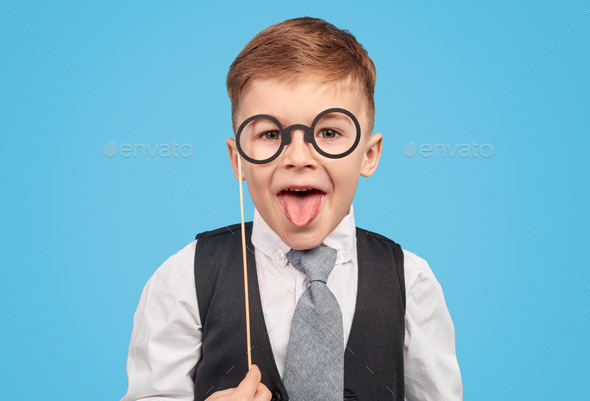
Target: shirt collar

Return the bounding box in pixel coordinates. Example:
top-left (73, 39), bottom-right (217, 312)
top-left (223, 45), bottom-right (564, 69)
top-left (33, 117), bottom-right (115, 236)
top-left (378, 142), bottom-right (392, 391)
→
top-left (251, 204), bottom-right (357, 267)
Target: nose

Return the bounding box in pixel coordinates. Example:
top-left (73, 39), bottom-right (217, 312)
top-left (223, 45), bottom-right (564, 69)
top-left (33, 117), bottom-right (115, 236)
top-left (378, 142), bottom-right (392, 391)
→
top-left (282, 129), bottom-right (317, 168)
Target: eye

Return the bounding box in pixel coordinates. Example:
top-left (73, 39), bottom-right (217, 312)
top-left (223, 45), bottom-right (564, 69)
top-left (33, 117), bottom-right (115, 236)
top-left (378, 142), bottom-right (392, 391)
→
top-left (260, 130), bottom-right (281, 140)
top-left (318, 129), bottom-right (340, 139)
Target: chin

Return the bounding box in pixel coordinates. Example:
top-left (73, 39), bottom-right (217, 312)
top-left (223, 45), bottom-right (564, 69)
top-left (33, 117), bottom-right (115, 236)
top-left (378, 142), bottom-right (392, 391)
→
top-left (280, 226), bottom-right (327, 251)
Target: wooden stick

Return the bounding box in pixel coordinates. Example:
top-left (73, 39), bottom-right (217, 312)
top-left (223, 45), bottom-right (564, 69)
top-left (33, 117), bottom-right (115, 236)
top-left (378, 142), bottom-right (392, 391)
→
top-left (237, 156), bottom-right (252, 369)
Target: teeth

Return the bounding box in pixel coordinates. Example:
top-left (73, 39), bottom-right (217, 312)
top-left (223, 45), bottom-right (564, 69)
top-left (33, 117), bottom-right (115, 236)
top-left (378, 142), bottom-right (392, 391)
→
top-left (287, 188), bottom-right (314, 192)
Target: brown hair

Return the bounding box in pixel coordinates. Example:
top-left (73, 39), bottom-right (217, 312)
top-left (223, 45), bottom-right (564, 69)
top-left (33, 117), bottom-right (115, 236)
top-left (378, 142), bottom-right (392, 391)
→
top-left (226, 17), bottom-right (376, 135)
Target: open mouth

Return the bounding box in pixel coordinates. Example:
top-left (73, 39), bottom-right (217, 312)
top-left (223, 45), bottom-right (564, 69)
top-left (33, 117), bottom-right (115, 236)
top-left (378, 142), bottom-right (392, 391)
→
top-left (277, 187), bottom-right (326, 227)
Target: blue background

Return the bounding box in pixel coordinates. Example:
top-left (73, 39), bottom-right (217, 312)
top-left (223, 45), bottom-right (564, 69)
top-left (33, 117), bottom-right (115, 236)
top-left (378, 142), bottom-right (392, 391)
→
top-left (1, 1), bottom-right (589, 399)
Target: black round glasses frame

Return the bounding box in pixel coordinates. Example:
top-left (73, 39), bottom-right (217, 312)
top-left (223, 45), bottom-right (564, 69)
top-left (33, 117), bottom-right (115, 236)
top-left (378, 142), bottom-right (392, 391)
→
top-left (235, 107), bottom-right (362, 164)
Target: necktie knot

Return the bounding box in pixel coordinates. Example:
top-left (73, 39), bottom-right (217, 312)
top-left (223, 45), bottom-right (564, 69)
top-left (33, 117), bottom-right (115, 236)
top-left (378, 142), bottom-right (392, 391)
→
top-left (286, 244), bottom-right (337, 283)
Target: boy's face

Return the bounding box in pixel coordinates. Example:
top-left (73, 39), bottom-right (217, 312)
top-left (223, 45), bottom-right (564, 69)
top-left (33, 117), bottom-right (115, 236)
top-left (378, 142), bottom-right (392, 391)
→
top-left (227, 78), bottom-right (383, 251)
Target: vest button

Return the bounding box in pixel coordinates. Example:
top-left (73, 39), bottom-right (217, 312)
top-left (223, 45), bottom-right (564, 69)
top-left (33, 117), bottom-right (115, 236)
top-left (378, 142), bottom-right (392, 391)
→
top-left (271, 390), bottom-right (282, 400)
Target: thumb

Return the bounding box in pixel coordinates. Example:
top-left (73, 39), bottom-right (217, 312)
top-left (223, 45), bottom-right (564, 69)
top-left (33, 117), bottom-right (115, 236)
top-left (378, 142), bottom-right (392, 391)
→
top-left (234, 364), bottom-right (262, 398)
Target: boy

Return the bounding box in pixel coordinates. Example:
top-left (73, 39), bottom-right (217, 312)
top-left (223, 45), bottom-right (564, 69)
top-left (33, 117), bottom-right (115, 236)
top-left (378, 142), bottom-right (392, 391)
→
top-left (122, 17), bottom-right (462, 401)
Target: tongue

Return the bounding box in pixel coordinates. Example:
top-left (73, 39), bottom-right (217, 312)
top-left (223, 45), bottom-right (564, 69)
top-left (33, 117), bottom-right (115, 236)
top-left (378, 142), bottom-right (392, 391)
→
top-left (278, 190), bottom-right (324, 227)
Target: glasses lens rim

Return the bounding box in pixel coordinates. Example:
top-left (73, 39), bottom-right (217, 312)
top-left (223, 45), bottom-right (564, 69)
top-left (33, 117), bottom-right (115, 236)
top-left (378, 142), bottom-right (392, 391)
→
top-left (236, 114), bottom-right (284, 164)
top-left (310, 108), bottom-right (361, 159)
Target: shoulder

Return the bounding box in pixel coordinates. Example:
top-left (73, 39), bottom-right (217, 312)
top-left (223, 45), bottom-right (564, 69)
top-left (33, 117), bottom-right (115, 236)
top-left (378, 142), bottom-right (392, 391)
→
top-left (131, 240), bottom-right (202, 341)
top-left (401, 248), bottom-right (446, 300)
top-left (358, 228), bottom-right (402, 249)
top-left (355, 228), bottom-right (434, 290)
top-left (358, 227), bottom-right (440, 297)
top-left (147, 240), bottom-right (197, 291)
top-left (402, 249), bottom-right (428, 289)
top-left (195, 222), bottom-right (249, 239)
top-left (356, 227), bottom-right (404, 265)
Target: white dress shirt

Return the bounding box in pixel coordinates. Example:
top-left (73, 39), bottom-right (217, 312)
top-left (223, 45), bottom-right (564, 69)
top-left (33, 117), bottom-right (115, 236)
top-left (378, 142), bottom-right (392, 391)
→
top-left (121, 205), bottom-right (463, 400)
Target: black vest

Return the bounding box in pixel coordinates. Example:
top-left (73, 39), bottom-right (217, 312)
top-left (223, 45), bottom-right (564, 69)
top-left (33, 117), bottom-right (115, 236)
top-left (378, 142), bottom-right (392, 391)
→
top-left (192, 222), bottom-right (406, 401)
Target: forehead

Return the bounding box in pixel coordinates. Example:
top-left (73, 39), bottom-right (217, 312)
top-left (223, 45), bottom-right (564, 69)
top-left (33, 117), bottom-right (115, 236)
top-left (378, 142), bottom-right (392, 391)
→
top-left (237, 77), bottom-right (367, 127)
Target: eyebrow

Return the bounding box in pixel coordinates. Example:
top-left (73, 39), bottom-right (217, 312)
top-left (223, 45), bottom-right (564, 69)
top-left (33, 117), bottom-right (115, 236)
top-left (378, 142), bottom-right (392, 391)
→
top-left (246, 117), bottom-right (280, 130)
top-left (314, 112), bottom-right (354, 123)
top-left (249, 111), bottom-right (353, 128)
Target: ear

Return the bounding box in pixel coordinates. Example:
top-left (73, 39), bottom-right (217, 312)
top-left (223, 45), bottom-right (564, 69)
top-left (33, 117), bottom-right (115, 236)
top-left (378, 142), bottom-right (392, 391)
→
top-left (227, 137), bottom-right (245, 181)
top-left (360, 132), bottom-right (383, 177)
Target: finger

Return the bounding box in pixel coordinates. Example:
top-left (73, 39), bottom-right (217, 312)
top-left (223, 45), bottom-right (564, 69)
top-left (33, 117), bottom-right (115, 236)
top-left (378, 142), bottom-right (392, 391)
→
top-left (253, 382), bottom-right (272, 401)
top-left (233, 364), bottom-right (262, 398)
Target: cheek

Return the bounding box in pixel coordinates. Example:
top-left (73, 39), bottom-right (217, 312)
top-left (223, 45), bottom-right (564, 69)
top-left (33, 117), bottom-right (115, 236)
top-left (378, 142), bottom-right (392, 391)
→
top-left (243, 166), bottom-right (272, 197)
top-left (329, 161), bottom-right (362, 193)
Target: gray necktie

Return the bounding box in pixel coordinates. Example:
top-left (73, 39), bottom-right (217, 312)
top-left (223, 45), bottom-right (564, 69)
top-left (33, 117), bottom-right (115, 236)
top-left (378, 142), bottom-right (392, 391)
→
top-left (283, 245), bottom-right (344, 401)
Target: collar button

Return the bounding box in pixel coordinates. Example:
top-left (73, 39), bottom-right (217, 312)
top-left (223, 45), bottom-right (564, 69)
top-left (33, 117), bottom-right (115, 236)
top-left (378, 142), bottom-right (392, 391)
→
top-left (277, 250), bottom-right (285, 260)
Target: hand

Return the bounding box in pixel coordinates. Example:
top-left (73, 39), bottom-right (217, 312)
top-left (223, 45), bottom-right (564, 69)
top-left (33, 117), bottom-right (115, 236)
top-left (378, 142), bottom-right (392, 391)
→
top-left (205, 364), bottom-right (272, 401)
